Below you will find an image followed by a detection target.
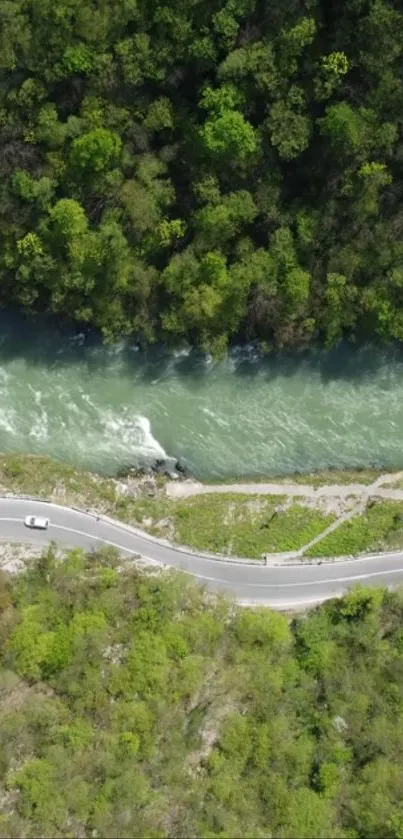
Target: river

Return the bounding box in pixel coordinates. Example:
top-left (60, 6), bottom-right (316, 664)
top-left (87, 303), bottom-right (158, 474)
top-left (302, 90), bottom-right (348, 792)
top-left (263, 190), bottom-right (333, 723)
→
top-left (0, 313), bottom-right (403, 479)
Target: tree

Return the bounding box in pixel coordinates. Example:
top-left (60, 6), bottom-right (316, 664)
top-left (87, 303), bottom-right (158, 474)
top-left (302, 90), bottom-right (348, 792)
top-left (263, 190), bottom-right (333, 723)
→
top-left (282, 788), bottom-right (340, 839)
top-left (47, 198), bottom-right (89, 241)
top-left (8, 758), bottom-right (68, 833)
top-left (202, 110), bottom-right (259, 162)
top-left (320, 272), bottom-right (358, 346)
top-left (218, 41), bottom-right (279, 95)
top-left (162, 248), bottom-right (233, 353)
top-left (70, 128), bottom-right (122, 173)
top-left (194, 190), bottom-right (257, 250)
top-left (200, 84), bottom-right (259, 163)
top-left (314, 52), bottom-right (350, 101)
top-left (60, 44), bottom-right (95, 78)
top-left (319, 102), bottom-right (370, 156)
top-left (277, 17), bottom-right (317, 78)
top-left (355, 161), bottom-right (393, 216)
top-left (268, 86), bottom-right (311, 160)
top-left (144, 97), bottom-right (174, 132)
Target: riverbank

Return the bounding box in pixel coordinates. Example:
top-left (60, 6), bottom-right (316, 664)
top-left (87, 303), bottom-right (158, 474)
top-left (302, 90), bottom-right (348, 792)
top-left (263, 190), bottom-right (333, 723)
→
top-left (2, 453), bottom-right (403, 561)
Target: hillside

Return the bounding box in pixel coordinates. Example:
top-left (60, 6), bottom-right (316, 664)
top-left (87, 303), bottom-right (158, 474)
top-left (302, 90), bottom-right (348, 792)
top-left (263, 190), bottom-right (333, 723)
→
top-left (1, 546), bottom-right (403, 838)
top-left (1, 1), bottom-right (403, 353)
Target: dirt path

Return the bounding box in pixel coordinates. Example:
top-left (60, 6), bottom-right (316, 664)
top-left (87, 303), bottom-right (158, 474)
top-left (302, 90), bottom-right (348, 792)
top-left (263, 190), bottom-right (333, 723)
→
top-left (166, 471), bottom-right (403, 559)
top-left (166, 471), bottom-right (403, 501)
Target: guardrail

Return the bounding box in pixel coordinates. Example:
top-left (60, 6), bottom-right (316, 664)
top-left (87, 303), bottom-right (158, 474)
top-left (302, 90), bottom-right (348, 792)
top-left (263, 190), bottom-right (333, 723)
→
top-left (0, 492), bottom-right (265, 566)
top-left (2, 492), bottom-right (400, 569)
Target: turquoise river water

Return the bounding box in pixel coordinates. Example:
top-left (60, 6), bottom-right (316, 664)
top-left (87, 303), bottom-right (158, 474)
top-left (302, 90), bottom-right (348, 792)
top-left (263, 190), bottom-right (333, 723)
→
top-left (1, 314), bottom-right (403, 479)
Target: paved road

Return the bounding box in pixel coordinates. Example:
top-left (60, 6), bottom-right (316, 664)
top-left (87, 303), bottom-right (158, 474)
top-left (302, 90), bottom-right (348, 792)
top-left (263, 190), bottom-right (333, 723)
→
top-left (2, 497), bottom-right (403, 609)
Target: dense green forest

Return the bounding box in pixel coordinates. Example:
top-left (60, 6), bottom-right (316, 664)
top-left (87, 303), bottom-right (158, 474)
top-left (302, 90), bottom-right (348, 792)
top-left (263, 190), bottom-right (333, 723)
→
top-left (1, 547), bottom-right (403, 838)
top-left (1, 0), bottom-right (403, 353)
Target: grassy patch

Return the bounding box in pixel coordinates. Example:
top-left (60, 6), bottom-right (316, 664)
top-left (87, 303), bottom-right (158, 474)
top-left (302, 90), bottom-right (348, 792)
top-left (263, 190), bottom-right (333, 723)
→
top-left (306, 501), bottom-right (403, 557)
top-left (0, 453), bottom-right (117, 505)
top-left (161, 494), bottom-right (334, 558)
top-left (276, 468), bottom-right (385, 487)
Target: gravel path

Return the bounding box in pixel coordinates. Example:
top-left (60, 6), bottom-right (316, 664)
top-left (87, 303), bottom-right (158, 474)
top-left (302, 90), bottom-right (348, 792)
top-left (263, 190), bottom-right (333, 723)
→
top-left (166, 471), bottom-right (403, 500)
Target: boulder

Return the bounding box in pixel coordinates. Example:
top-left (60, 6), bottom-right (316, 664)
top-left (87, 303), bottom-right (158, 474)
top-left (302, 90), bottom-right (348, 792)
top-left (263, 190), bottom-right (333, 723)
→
top-left (175, 457), bottom-right (189, 476)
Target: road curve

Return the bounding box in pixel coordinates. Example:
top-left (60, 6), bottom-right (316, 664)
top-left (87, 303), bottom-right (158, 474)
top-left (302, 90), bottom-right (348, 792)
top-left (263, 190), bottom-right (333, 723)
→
top-left (1, 497), bottom-right (403, 609)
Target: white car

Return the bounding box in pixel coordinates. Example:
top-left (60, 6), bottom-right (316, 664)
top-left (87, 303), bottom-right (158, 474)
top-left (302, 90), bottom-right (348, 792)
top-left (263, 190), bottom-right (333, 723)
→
top-left (24, 515), bottom-right (50, 530)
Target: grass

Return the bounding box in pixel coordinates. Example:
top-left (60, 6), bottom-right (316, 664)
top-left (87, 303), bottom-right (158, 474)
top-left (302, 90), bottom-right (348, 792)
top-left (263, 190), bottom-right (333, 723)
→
top-left (157, 494), bottom-right (334, 558)
top-left (306, 501), bottom-right (403, 557)
top-left (0, 453), bottom-right (118, 505)
top-left (276, 468), bottom-right (386, 487)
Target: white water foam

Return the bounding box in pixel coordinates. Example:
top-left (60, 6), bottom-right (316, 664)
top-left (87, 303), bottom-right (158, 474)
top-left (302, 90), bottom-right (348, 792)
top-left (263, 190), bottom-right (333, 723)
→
top-left (0, 409), bottom-right (17, 435)
top-left (101, 412), bottom-right (167, 462)
top-left (173, 347), bottom-right (191, 359)
top-left (81, 393), bottom-right (101, 412)
top-left (28, 392), bottom-right (49, 441)
top-left (136, 416), bottom-right (167, 458)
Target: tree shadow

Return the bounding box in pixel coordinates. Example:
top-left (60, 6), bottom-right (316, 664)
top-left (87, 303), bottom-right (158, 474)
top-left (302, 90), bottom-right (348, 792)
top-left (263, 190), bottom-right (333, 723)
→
top-left (1, 309), bottom-right (403, 392)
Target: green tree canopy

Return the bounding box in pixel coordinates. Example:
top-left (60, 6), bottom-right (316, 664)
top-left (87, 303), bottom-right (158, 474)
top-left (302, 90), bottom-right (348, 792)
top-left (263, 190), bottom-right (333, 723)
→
top-left (0, 0), bottom-right (402, 352)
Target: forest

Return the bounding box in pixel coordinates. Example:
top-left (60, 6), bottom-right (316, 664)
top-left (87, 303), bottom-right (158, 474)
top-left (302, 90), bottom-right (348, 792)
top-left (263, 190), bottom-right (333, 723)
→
top-left (1, 0), bottom-right (403, 354)
top-left (1, 547), bottom-right (403, 838)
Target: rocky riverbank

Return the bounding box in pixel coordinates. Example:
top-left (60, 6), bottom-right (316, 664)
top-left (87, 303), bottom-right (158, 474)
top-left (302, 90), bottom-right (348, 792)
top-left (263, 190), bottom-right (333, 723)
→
top-left (116, 455), bottom-right (190, 482)
top-left (117, 457), bottom-right (392, 488)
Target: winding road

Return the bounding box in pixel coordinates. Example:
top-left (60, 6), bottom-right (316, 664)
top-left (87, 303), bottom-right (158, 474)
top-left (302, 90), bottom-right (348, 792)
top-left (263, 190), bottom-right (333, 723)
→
top-left (2, 497), bottom-right (403, 609)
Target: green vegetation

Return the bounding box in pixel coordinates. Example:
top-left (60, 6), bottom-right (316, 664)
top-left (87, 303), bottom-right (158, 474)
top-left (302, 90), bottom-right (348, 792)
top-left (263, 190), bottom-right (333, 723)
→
top-left (0, 453), bottom-right (119, 507)
top-left (274, 468), bottom-right (386, 487)
top-left (306, 501), bottom-right (403, 557)
top-left (166, 494), bottom-right (334, 556)
top-left (1, 0), bottom-right (403, 353)
top-left (1, 549), bottom-right (403, 837)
